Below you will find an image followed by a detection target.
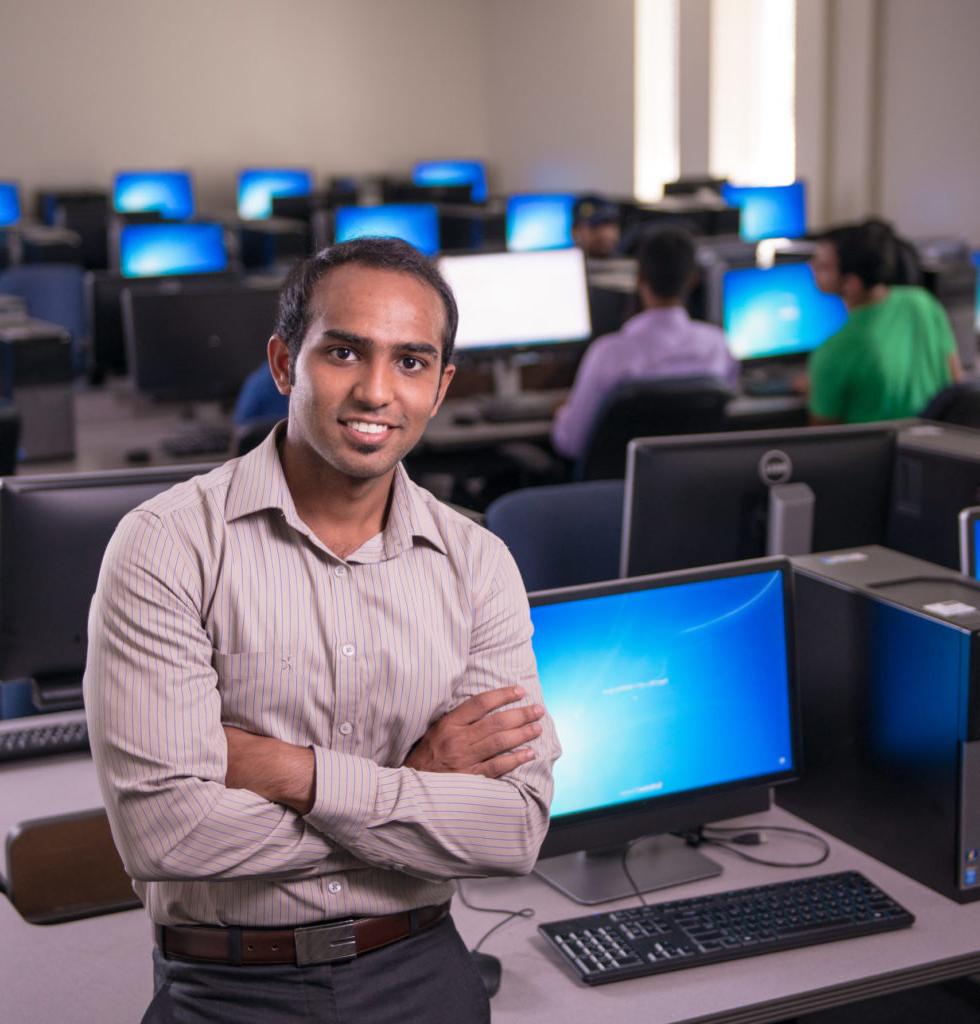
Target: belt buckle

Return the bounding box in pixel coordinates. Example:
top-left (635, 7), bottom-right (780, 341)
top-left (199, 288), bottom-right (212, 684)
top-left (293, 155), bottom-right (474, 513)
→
top-left (294, 919), bottom-right (358, 966)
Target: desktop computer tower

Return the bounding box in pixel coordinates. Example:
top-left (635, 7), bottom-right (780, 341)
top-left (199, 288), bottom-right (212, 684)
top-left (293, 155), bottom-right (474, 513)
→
top-left (885, 423), bottom-right (980, 569)
top-left (238, 219), bottom-right (309, 271)
top-left (780, 545), bottom-right (980, 903)
top-left (0, 320), bottom-right (75, 461)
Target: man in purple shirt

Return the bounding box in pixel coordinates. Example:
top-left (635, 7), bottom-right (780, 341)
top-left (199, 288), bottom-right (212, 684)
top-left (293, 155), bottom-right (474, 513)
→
top-left (552, 228), bottom-right (738, 460)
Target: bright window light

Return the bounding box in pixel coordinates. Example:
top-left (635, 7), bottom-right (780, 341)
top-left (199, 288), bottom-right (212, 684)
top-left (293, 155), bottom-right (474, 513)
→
top-left (709, 0), bottom-right (796, 186)
top-left (634, 0), bottom-right (680, 202)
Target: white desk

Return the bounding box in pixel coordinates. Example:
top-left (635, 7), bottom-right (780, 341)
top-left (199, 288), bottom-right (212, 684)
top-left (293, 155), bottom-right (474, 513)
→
top-left (2, 752), bottom-right (980, 1024)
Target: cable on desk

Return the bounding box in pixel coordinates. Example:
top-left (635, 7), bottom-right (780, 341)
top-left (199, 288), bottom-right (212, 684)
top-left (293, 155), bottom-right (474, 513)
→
top-left (456, 880), bottom-right (535, 953)
top-left (688, 823), bottom-right (831, 869)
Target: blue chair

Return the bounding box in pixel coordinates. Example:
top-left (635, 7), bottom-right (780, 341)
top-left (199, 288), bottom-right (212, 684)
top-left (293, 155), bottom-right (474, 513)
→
top-left (484, 480), bottom-right (625, 592)
top-left (0, 263), bottom-right (87, 373)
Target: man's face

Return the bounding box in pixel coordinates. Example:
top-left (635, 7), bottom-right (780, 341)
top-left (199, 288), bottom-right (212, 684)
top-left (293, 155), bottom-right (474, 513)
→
top-left (810, 241), bottom-right (842, 295)
top-left (573, 221), bottom-right (621, 259)
top-left (280, 264), bottom-right (454, 483)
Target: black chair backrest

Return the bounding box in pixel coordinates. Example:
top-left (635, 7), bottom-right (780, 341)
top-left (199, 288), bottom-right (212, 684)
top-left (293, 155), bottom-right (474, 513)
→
top-left (577, 376), bottom-right (733, 481)
top-left (0, 403), bottom-right (20, 475)
top-left (921, 382), bottom-right (980, 429)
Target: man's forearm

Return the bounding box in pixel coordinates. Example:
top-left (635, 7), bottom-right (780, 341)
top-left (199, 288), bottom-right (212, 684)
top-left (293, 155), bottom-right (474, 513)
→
top-left (224, 726), bottom-right (315, 814)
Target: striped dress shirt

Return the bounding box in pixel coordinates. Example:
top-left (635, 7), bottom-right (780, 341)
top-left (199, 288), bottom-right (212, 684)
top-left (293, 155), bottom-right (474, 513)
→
top-left (83, 427), bottom-right (560, 927)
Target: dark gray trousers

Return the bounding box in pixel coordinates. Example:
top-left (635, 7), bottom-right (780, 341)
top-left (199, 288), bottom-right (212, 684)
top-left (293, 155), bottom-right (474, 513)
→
top-left (142, 916), bottom-right (491, 1024)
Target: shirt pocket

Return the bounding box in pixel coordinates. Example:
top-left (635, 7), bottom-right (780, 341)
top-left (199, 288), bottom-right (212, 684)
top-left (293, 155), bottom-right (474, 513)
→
top-left (212, 651), bottom-right (303, 738)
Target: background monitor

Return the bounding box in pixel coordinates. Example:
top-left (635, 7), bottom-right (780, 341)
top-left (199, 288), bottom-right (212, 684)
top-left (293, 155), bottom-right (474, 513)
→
top-left (438, 248), bottom-right (591, 352)
top-left (0, 182), bottom-right (21, 227)
top-left (958, 506), bottom-right (980, 578)
top-left (411, 160), bottom-right (488, 203)
top-left (505, 194), bottom-right (575, 252)
top-left (113, 170), bottom-right (195, 220)
top-left (720, 182), bottom-right (807, 242)
top-left (121, 282), bottom-right (279, 403)
top-left (973, 250), bottom-right (980, 331)
top-left (532, 558), bottom-right (798, 903)
top-left (334, 203), bottom-right (439, 256)
top-left (119, 222), bottom-right (229, 278)
top-left (237, 168), bottom-right (313, 220)
top-left (622, 424), bottom-right (899, 577)
top-left (0, 466), bottom-right (213, 706)
top-left (723, 262), bottom-right (848, 360)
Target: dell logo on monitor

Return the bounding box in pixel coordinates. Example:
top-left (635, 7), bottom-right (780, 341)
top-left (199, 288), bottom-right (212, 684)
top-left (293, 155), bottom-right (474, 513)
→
top-left (759, 450), bottom-right (793, 486)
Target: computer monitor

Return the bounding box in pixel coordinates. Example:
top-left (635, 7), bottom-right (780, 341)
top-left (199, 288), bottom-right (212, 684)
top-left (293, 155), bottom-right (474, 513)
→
top-left (532, 558), bottom-right (799, 903)
top-left (720, 182), bottom-right (807, 243)
top-left (438, 248), bottom-right (591, 353)
top-left (973, 250), bottom-right (980, 332)
top-left (237, 168), bottom-right (313, 220)
top-left (334, 203), bottom-right (440, 256)
top-left (121, 282), bottom-right (279, 402)
top-left (723, 262), bottom-right (848, 360)
top-left (958, 506), bottom-right (980, 579)
top-left (622, 424), bottom-right (899, 577)
top-left (0, 182), bottom-right (21, 227)
top-left (411, 160), bottom-right (488, 204)
top-left (119, 222), bottom-right (229, 278)
top-left (113, 170), bottom-right (195, 220)
top-left (505, 194), bottom-right (576, 252)
top-left (0, 466), bottom-right (213, 707)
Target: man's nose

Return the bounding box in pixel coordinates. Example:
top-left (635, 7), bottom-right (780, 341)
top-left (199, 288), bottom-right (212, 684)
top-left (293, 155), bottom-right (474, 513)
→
top-left (352, 360), bottom-right (394, 407)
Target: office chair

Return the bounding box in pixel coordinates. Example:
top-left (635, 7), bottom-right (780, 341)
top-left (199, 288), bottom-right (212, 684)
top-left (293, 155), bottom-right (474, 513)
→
top-left (577, 376), bottom-right (733, 480)
top-left (484, 479), bottom-right (624, 592)
top-left (921, 381), bottom-right (980, 429)
top-left (0, 263), bottom-right (88, 373)
top-left (0, 403), bottom-right (20, 475)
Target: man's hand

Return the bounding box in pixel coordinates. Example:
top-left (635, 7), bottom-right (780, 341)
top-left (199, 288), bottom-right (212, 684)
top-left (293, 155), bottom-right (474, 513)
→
top-left (404, 686), bottom-right (544, 778)
top-left (224, 726), bottom-right (315, 815)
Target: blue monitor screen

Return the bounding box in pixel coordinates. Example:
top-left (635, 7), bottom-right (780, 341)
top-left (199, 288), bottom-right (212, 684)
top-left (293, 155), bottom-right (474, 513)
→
top-left (334, 203), bottom-right (440, 256)
top-left (237, 168), bottom-right (313, 220)
top-left (973, 250), bottom-right (980, 332)
top-left (114, 171), bottom-right (195, 220)
top-left (531, 569), bottom-right (794, 820)
top-left (119, 223), bottom-right (228, 278)
top-left (506, 194), bottom-right (576, 252)
top-left (724, 262), bottom-right (848, 360)
top-left (412, 160), bottom-right (488, 203)
top-left (721, 182), bottom-right (807, 242)
top-left (0, 182), bottom-right (21, 227)
top-left (974, 518), bottom-right (980, 580)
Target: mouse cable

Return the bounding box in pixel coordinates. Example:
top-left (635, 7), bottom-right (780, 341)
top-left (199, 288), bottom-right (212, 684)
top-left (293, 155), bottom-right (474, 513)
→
top-left (456, 880), bottom-right (535, 953)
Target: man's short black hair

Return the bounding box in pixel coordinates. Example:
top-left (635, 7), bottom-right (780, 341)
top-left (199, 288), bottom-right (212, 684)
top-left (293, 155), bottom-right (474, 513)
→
top-left (637, 227), bottom-right (697, 300)
top-left (818, 219), bottom-right (901, 290)
top-left (275, 237), bottom-right (459, 376)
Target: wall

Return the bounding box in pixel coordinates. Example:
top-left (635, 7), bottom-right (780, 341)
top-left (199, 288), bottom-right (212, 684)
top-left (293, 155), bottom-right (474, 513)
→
top-left (0, 0), bottom-right (491, 211)
top-left (481, 0), bottom-right (636, 195)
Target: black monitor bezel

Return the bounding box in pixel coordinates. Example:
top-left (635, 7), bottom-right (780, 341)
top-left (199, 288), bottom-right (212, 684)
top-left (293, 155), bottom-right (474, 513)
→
top-left (530, 556), bottom-right (801, 860)
top-left (959, 506), bottom-right (980, 578)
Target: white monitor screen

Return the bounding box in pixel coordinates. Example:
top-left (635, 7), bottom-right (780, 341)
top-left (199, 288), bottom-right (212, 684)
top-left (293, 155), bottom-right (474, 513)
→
top-left (439, 248), bottom-right (592, 351)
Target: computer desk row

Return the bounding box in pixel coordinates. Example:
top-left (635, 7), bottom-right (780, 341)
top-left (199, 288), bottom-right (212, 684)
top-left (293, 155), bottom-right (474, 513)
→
top-left (2, 748), bottom-right (980, 1024)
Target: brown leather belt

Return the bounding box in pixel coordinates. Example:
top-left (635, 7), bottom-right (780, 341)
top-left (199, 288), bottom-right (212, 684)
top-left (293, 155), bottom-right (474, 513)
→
top-left (157, 902), bottom-right (450, 967)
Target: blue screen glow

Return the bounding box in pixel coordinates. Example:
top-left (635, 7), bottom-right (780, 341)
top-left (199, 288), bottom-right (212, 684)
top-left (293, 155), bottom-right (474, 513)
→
top-left (531, 570), bottom-right (794, 820)
top-left (721, 182), bottom-right (807, 242)
top-left (0, 182), bottom-right (21, 227)
top-left (974, 519), bottom-right (980, 580)
top-left (119, 223), bottom-right (228, 278)
top-left (412, 160), bottom-right (488, 203)
top-left (506, 194), bottom-right (576, 252)
top-left (724, 262), bottom-right (848, 360)
top-left (972, 250), bottom-right (980, 332)
top-left (238, 168), bottom-right (313, 220)
top-left (114, 171), bottom-right (195, 220)
top-left (334, 204), bottom-right (440, 256)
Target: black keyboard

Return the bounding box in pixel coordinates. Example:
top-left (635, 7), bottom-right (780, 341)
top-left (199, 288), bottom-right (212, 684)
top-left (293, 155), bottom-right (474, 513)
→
top-left (0, 719), bottom-right (90, 763)
top-left (741, 373), bottom-right (799, 398)
top-left (478, 394), bottom-right (558, 423)
top-left (539, 871), bottom-right (914, 986)
top-left (162, 427), bottom-right (231, 458)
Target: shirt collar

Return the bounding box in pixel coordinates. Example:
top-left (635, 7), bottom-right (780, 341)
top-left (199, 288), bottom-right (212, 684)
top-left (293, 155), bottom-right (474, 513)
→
top-left (627, 305), bottom-right (691, 330)
top-left (225, 422), bottom-right (447, 558)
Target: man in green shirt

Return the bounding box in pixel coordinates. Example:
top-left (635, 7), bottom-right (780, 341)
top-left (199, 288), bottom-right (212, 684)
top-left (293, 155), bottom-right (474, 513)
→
top-left (806, 219), bottom-right (962, 424)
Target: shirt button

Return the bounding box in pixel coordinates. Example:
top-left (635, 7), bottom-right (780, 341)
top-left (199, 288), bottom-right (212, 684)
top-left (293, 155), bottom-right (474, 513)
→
top-left (341, 643), bottom-right (355, 657)
top-left (334, 565), bottom-right (347, 577)
top-left (327, 881), bottom-right (342, 894)
top-left (338, 722), bottom-right (353, 736)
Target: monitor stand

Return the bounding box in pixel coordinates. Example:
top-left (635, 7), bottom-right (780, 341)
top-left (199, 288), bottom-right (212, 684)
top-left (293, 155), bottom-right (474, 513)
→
top-left (534, 834), bottom-right (722, 905)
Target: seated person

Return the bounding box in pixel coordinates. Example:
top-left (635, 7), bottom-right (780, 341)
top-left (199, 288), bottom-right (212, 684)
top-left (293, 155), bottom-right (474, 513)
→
top-left (572, 195), bottom-right (622, 260)
top-left (552, 227), bottom-right (737, 460)
top-left (807, 219), bottom-right (963, 424)
top-left (233, 362), bottom-right (289, 425)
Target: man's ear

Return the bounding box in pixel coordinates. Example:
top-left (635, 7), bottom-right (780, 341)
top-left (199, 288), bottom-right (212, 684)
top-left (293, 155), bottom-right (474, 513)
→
top-left (268, 334), bottom-right (292, 394)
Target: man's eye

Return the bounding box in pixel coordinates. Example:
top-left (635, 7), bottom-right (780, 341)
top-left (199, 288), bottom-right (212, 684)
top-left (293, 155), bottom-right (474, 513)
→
top-left (332, 347), bottom-right (355, 360)
top-left (401, 356), bottom-right (423, 371)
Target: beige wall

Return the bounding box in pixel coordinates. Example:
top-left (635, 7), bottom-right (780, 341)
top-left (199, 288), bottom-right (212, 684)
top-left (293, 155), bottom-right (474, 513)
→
top-left (1, 0), bottom-right (491, 212)
top-left (481, 0), bottom-right (635, 196)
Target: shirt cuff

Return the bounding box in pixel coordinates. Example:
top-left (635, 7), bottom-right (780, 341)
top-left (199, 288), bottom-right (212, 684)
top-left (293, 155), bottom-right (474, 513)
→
top-left (305, 745), bottom-right (379, 840)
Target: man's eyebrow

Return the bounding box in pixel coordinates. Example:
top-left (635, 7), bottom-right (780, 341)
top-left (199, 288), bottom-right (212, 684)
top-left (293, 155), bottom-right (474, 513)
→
top-left (321, 329), bottom-right (439, 358)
